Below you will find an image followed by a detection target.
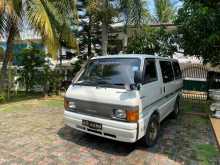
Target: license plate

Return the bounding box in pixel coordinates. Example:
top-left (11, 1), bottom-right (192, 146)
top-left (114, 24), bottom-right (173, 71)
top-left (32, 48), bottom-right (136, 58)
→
top-left (82, 120), bottom-right (102, 130)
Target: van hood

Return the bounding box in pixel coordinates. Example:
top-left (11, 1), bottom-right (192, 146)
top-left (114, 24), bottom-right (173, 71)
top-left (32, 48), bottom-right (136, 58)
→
top-left (65, 84), bottom-right (139, 107)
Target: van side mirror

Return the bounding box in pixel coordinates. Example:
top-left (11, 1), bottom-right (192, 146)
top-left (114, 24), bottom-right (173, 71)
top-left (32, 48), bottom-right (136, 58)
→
top-left (134, 71), bottom-right (142, 84)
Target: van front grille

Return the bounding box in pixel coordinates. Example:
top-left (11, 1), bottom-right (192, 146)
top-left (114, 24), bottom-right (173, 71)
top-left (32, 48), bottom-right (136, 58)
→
top-left (67, 98), bottom-right (128, 119)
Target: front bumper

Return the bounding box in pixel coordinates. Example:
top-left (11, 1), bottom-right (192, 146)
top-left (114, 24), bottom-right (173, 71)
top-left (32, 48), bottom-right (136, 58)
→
top-left (64, 110), bottom-right (138, 143)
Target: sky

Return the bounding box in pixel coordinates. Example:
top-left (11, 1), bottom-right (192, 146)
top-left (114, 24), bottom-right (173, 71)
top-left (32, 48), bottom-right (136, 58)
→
top-left (148, 0), bottom-right (183, 16)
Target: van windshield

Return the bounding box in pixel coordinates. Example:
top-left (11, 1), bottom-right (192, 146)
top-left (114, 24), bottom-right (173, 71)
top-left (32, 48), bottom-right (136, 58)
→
top-left (76, 58), bottom-right (141, 87)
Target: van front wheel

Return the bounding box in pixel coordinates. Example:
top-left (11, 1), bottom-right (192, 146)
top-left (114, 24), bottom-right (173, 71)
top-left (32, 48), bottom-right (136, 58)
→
top-left (143, 114), bottom-right (159, 147)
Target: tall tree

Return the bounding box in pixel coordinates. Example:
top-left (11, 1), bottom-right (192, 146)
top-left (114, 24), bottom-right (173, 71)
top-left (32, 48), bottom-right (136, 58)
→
top-left (77, 0), bottom-right (102, 58)
top-left (175, 0), bottom-right (220, 65)
top-left (120, 0), bottom-right (150, 51)
top-left (154, 0), bottom-right (175, 23)
top-left (0, 0), bottom-right (78, 84)
top-left (96, 0), bottom-right (118, 55)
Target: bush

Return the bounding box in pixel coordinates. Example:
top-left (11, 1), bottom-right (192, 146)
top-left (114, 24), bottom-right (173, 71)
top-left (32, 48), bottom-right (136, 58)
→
top-left (0, 95), bottom-right (5, 103)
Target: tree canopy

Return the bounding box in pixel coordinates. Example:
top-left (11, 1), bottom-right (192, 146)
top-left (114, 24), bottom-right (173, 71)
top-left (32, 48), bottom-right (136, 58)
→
top-left (175, 0), bottom-right (220, 65)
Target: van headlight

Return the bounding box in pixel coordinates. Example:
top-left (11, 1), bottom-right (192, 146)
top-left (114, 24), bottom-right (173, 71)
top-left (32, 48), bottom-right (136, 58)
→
top-left (64, 99), bottom-right (76, 110)
top-left (113, 108), bottom-right (139, 122)
top-left (69, 102), bottom-right (76, 109)
top-left (113, 109), bottom-right (127, 119)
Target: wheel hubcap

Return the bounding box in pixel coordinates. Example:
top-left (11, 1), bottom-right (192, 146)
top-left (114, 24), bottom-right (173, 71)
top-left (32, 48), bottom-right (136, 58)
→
top-left (149, 122), bottom-right (157, 141)
top-left (175, 105), bottom-right (179, 114)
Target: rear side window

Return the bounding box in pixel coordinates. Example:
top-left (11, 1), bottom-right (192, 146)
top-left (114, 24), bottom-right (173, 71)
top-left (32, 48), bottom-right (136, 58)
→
top-left (143, 59), bottom-right (157, 84)
top-left (160, 61), bottom-right (174, 83)
top-left (172, 61), bottom-right (182, 79)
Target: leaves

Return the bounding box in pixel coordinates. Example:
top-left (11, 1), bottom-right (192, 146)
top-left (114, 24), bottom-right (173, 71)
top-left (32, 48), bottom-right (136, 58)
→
top-left (26, 0), bottom-right (57, 56)
top-left (175, 0), bottom-right (220, 65)
top-left (154, 0), bottom-right (175, 23)
top-left (127, 27), bottom-right (177, 57)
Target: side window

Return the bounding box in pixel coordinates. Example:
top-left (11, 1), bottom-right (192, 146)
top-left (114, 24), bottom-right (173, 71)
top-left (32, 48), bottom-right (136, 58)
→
top-left (143, 59), bottom-right (158, 84)
top-left (159, 61), bottom-right (174, 83)
top-left (172, 61), bottom-right (182, 79)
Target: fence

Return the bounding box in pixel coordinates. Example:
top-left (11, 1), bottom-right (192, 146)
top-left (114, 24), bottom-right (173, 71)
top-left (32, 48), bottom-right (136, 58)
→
top-left (180, 63), bottom-right (220, 101)
top-left (181, 64), bottom-right (208, 101)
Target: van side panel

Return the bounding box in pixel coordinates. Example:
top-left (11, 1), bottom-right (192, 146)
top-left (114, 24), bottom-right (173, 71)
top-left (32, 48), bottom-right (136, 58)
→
top-left (138, 59), bottom-right (183, 139)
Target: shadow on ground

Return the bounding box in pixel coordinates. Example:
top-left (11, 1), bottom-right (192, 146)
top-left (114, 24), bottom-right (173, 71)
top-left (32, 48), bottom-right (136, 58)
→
top-left (57, 125), bottom-right (137, 156)
top-left (57, 115), bottom-right (176, 157)
top-left (57, 112), bottom-right (220, 165)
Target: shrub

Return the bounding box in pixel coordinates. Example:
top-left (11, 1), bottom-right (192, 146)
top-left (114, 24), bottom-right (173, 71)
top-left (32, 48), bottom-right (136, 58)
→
top-left (0, 95), bottom-right (5, 103)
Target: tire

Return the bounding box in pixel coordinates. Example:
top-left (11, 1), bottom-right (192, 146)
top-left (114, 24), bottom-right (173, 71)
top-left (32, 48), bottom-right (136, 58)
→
top-left (143, 114), bottom-right (160, 147)
top-left (170, 98), bottom-right (180, 119)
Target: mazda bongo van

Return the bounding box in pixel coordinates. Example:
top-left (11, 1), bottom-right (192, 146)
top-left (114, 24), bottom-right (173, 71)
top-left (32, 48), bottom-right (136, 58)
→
top-left (64, 54), bottom-right (183, 146)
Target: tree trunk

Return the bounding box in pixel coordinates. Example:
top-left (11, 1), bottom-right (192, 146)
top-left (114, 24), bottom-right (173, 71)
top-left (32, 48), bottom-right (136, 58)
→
top-left (101, 0), bottom-right (108, 55)
top-left (101, 23), bottom-right (108, 55)
top-left (88, 15), bottom-right (92, 57)
top-left (0, 25), bottom-right (15, 88)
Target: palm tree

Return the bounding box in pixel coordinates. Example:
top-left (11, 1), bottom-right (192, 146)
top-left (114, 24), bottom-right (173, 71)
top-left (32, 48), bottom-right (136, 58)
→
top-left (97, 0), bottom-right (117, 55)
top-left (0, 0), bottom-right (78, 85)
top-left (120, 0), bottom-right (150, 51)
top-left (154, 0), bottom-right (175, 23)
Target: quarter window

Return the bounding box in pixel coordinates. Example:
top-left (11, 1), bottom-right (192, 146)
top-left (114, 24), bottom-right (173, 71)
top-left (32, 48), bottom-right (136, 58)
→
top-left (143, 59), bottom-right (158, 83)
top-left (172, 61), bottom-right (182, 79)
top-left (160, 61), bottom-right (174, 83)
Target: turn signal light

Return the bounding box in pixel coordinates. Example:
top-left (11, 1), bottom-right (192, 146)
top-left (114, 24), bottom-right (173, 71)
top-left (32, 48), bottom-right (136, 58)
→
top-left (64, 99), bottom-right (69, 110)
top-left (127, 110), bottom-right (139, 122)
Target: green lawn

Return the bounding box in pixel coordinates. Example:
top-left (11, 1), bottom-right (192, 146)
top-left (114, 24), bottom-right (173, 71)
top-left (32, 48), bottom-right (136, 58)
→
top-left (181, 99), bottom-right (210, 114)
top-left (0, 98), bottom-right (63, 112)
top-left (192, 144), bottom-right (219, 165)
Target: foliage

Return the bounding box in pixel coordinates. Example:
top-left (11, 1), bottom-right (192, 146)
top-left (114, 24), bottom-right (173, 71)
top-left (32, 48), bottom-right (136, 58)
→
top-left (127, 27), bottom-right (177, 57)
top-left (120, 0), bottom-right (150, 27)
top-left (154, 0), bottom-right (175, 23)
top-left (175, 0), bottom-right (220, 65)
top-left (0, 47), bottom-right (3, 60)
top-left (17, 48), bottom-right (46, 93)
top-left (0, 0), bottom-right (78, 84)
top-left (193, 144), bottom-right (219, 165)
top-left (77, 0), bottom-right (102, 58)
top-left (0, 94), bottom-right (5, 103)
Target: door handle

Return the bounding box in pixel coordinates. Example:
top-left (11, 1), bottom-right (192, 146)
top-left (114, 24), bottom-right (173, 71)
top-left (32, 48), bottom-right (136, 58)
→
top-left (163, 86), bottom-right (166, 93)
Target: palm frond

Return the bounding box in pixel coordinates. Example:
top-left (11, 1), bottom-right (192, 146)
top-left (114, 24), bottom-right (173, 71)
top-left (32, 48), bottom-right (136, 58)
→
top-left (59, 23), bottom-right (78, 49)
top-left (0, 0), bottom-right (4, 15)
top-left (11, 0), bottom-right (22, 17)
top-left (154, 0), bottom-right (175, 23)
top-left (130, 0), bottom-right (150, 26)
top-left (26, 0), bottom-right (58, 58)
top-left (0, 14), bottom-right (9, 38)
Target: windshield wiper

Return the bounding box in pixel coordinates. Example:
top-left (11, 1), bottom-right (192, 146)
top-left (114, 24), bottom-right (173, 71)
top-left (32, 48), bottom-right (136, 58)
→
top-left (74, 80), bottom-right (97, 85)
top-left (112, 83), bottom-right (124, 86)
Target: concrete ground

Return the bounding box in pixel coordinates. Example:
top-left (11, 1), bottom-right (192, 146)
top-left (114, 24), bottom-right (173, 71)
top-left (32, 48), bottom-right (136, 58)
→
top-left (0, 99), bottom-right (219, 165)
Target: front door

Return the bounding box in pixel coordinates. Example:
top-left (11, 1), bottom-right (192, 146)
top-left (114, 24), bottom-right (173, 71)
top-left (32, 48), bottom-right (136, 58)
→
top-left (140, 59), bottom-right (162, 113)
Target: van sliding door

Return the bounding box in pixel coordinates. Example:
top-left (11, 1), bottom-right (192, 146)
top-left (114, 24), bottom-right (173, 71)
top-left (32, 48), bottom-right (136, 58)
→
top-left (159, 61), bottom-right (176, 119)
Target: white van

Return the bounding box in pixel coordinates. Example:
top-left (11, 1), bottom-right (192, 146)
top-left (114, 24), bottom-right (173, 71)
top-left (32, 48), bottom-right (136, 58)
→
top-left (64, 54), bottom-right (183, 146)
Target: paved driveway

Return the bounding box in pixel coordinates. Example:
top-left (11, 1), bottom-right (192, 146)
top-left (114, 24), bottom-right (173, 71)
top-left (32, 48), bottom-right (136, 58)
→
top-left (0, 99), bottom-right (219, 165)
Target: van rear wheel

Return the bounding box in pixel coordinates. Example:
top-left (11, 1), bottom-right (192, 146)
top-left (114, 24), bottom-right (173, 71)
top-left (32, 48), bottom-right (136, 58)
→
top-left (143, 114), bottom-right (159, 147)
top-left (171, 98), bottom-right (180, 119)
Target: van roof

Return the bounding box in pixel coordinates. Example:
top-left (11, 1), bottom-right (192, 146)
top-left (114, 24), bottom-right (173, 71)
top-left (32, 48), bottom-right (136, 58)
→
top-left (91, 54), bottom-right (178, 61)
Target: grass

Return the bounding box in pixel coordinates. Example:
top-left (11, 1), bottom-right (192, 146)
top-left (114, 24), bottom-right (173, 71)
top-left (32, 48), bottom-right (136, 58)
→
top-left (0, 99), bottom-right (63, 112)
top-left (193, 144), bottom-right (219, 165)
top-left (181, 99), bottom-right (210, 114)
top-left (0, 91), bottom-right (44, 105)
